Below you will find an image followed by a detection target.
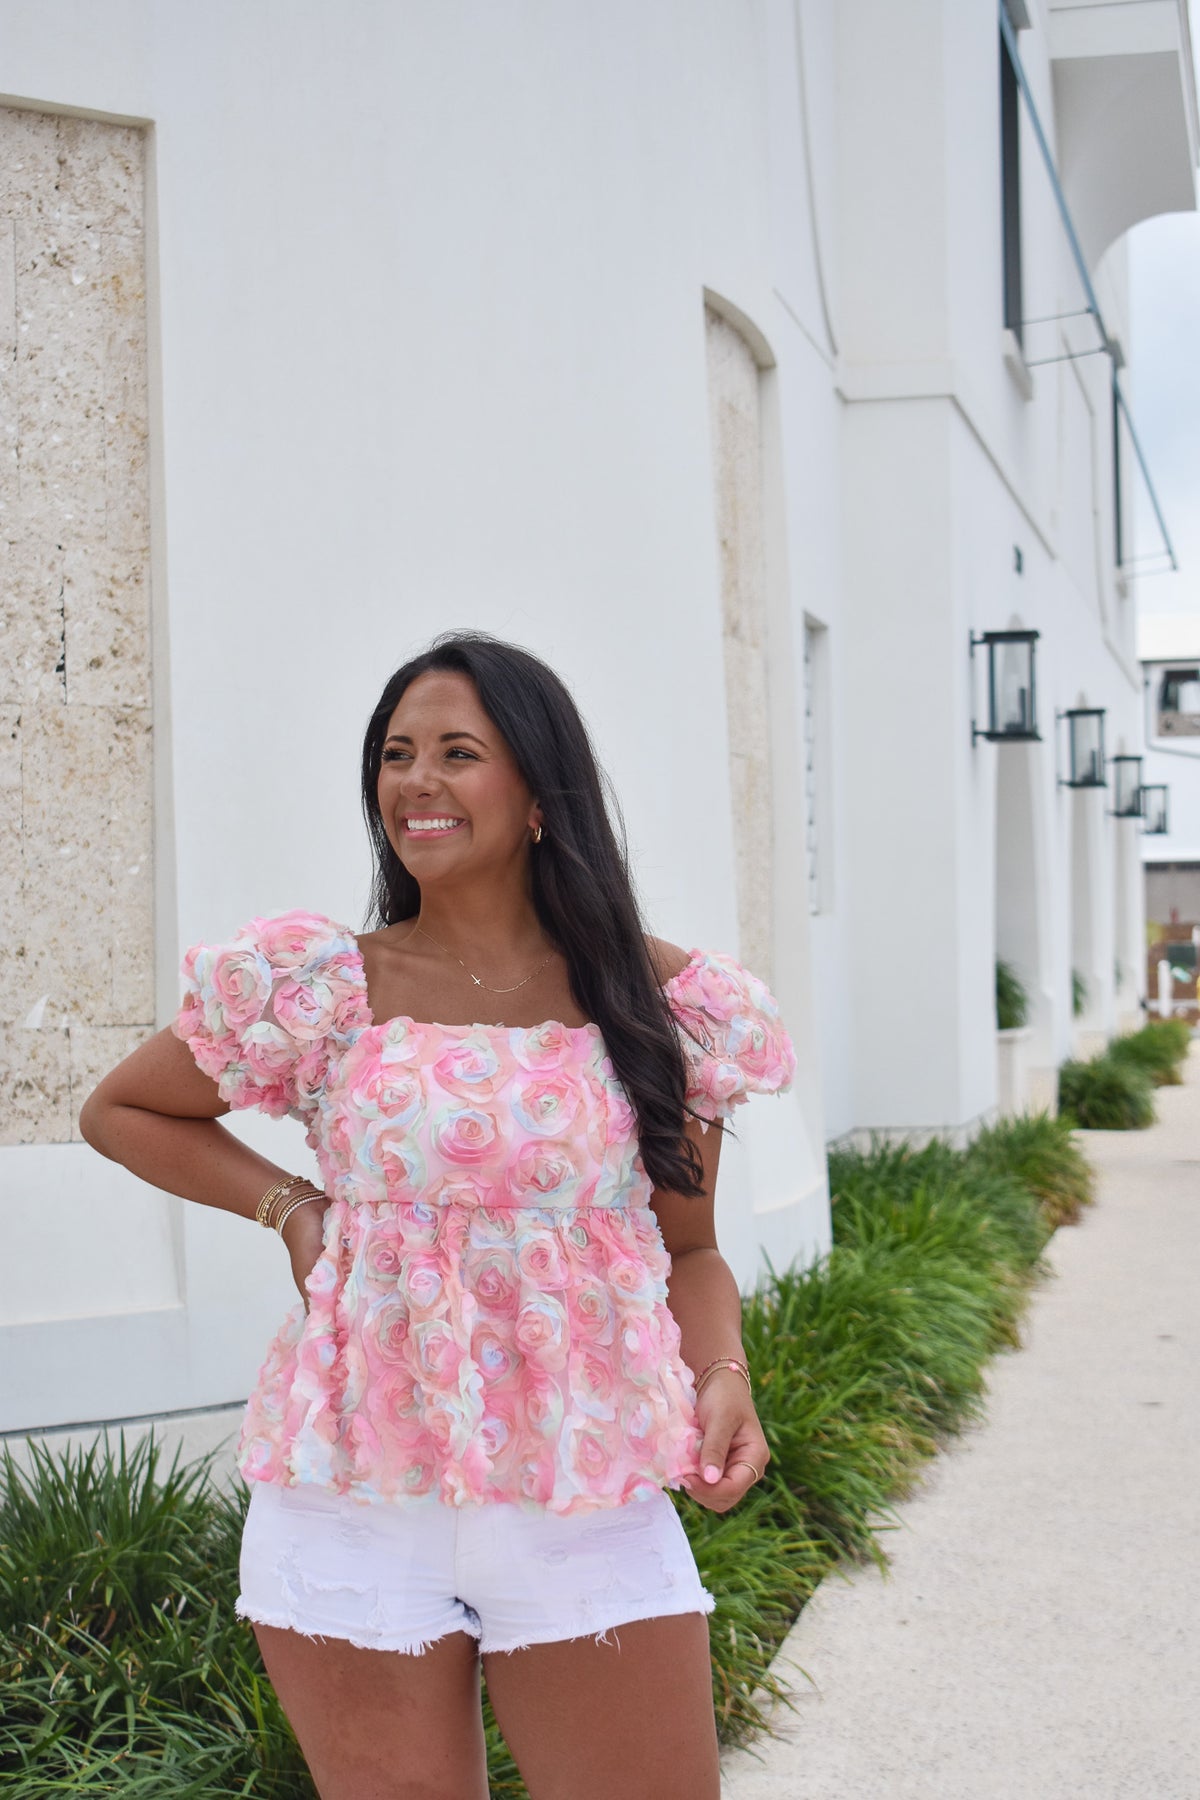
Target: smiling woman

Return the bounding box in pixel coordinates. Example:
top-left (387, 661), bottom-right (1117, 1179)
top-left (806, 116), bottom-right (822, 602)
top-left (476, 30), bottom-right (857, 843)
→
top-left (79, 629), bottom-right (796, 1800)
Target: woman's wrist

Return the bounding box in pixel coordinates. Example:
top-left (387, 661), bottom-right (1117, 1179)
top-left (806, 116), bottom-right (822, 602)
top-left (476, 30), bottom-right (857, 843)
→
top-left (280, 1196), bottom-right (329, 1251)
top-left (694, 1359), bottom-right (752, 1399)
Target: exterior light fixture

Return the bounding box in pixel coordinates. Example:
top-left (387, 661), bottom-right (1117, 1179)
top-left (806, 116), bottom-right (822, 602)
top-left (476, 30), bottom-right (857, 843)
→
top-left (1058, 708), bottom-right (1106, 787)
top-left (970, 629), bottom-right (1040, 743)
top-left (1140, 784), bottom-right (1169, 834)
top-left (1109, 755), bottom-right (1144, 818)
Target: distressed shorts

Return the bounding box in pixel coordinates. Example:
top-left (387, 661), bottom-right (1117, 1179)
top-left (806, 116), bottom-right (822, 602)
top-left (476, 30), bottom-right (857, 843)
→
top-left (236, 1478), bottom-right (716, 1656)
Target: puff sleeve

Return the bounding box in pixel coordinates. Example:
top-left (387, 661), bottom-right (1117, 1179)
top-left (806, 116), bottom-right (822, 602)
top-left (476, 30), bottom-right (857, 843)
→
top-left (171, 909), bottom-right (361, 1121)
top-left (663, 949), bottom-right (797, 1131)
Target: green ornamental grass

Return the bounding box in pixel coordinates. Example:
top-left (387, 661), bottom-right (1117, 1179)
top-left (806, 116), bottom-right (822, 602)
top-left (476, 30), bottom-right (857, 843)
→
top-left (995, 958), bottom-right (1030, 1031)
top-left (1, 1114), bottom-right (1097, 1792)
top-left (1057, 1054), bottom-right (1156, 1129)
top-left (963, 1112), bottom-right (1095, 1227)
top-left (1107, 1019), bottom-right (1192, 1087)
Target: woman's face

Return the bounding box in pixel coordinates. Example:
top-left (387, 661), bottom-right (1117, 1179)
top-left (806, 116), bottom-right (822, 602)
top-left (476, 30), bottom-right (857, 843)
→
top-left (377, 669), bottom-right (542, 882)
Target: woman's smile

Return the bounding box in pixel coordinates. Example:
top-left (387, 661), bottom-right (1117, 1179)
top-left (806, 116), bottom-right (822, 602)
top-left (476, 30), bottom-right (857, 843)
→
top-left (401, 814), bottom-right (468, 838)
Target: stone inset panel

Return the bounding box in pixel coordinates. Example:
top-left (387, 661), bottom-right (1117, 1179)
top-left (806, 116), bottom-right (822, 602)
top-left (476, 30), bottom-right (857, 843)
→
top-left (704, 305), bottom-right (775, 985)
top-left (0, 107), bottom-right (154, 1145)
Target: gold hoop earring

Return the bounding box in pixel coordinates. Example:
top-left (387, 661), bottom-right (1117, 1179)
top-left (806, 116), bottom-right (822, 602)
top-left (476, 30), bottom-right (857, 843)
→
top-left (531, 824), bottom-right (543, 844)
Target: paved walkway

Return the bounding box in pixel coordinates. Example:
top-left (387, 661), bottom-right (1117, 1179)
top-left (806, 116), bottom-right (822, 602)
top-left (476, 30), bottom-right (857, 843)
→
top-left (720, 1046), bottom-right (1200, 1800)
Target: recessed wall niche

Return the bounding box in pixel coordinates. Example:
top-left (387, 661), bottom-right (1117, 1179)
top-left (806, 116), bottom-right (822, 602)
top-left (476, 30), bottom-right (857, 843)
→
top-left (704, 302), bottom-right (775, 985)
top-left (0, 105), bottom-right (154, 1144)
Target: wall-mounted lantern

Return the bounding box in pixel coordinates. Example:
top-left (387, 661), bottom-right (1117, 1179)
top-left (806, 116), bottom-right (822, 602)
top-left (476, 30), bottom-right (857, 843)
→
top-left (1140, 784), bottom-right (1169, 834)
top-left (970, 629), bottom-right (1040, 743)
top-left (1058, 708), bottom-right (1106, 787)
top-left (1109, 755), bottom-right (1144, 818)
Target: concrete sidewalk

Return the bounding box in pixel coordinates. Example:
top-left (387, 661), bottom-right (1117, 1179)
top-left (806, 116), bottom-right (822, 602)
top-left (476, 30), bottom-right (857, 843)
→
top-left (720, 1047), bottom-right (1200, 1800)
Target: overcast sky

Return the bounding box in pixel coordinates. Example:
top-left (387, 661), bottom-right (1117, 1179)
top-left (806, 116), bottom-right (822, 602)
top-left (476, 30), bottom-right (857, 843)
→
top-left (1128, 4), bottom-right (1200, 617)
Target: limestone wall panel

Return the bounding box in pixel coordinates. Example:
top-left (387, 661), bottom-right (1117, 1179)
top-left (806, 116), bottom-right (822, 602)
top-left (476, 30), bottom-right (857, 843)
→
top-left (0, 110), bottom-right (63, 220)
top-left (18, 703), bottom-right (116, 1027)
top-left (108, 708), bottom-right (154, 1020)
top-left (0, 708), bottom-right (20, 961)
top-left (0, 105), bottom-right (153, 1146)
top-left (0, 219), bottom-right (16, 532)
top-left (0, 1027), bottom-right (71, 1146)
top-left (1, 531), bottom-right (66, 707)
top-left (63, 547), bottom-right (150, 710)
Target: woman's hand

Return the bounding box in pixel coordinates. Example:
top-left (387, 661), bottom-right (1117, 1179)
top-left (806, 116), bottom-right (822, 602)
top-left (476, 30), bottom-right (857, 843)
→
top-left (279, 1197), bottom-right (330, 1311)
top-left (679, 1367), bottom-right (770, 1513)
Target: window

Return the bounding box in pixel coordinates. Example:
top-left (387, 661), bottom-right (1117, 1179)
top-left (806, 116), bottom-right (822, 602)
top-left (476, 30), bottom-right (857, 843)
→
top-left (1157, 668), bottom-right (1200, 736)
top-left (1000, 29), bottom-right (1023, 345)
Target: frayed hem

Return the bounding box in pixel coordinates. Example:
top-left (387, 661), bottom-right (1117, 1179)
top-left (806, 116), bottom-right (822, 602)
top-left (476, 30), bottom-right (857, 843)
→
top-left (235, 1600), bottom-right (481, 1658)
top-left (479, 1591), bottom-right (718, 1657)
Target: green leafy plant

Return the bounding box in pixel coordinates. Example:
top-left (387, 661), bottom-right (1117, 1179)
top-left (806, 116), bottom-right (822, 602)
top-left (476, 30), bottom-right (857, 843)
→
top-left (1071, 969), bottom-right (1088, 1018)
top-left (995, 958), bottom-right (1029, 1030)
top-left (963, 1111), bottom-right (1094, 1227)
top-left (1107, 1019), bottom-right (1191, 1087)
top-left (1057, 1054), bottom-right (1155, 1129)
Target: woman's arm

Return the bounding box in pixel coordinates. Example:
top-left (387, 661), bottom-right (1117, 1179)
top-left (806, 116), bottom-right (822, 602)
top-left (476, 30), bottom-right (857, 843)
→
top-left (641, 932), bottom-right (771, 1508)
top-left (79, 1029), bottom-right (329, 1299)
top-left (652, 1108), bottom-right (771, 1513)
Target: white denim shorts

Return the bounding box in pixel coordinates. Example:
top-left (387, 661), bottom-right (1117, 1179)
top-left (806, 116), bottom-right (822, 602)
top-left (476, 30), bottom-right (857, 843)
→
top-left (237, 1478), bottom-right (716, 1657)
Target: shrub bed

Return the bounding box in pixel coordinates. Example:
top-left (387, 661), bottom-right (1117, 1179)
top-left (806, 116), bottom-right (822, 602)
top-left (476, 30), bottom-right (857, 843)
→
top-left (1058, 1054), bottom-right (1156, 1129)
top-left (1107, 1019), bottom-right (1192, 1087)
top-left (1, 1116), bottom-right (1095, 1795)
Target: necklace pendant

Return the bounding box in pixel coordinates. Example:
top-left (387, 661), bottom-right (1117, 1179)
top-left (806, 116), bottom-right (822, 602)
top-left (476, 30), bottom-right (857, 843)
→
top-left (470, 975), bottom-right (483, 987)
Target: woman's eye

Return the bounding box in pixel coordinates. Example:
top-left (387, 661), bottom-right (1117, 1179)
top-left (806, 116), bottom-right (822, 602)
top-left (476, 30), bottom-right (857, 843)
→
top-left (381, 748), bottom-right (476, 763)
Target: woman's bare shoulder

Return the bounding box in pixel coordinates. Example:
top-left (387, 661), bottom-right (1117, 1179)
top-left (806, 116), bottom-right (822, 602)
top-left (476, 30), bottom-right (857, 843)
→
top-left (642, 933), bottom-right (693, 986)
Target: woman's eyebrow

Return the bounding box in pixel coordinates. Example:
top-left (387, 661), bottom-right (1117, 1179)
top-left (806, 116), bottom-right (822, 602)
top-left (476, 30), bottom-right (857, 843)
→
top-left (384, 730), bottom-right (488, 747)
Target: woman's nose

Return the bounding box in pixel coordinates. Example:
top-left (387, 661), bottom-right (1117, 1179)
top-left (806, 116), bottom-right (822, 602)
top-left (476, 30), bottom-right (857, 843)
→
top-left (399, 759), bottom-right (441, 797)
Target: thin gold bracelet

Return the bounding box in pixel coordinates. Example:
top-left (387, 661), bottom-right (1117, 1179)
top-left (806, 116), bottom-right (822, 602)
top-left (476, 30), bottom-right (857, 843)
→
top-left (695, 1363), bottom-right (753, 1399)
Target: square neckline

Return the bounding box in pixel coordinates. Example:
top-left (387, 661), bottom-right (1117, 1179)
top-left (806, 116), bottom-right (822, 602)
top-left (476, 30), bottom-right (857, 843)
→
top-left (340, 927), bottom-right (703, 1039)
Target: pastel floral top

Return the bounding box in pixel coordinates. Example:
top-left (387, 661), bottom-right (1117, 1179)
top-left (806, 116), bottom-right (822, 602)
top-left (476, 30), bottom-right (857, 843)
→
top-left (172, 910), bottom-right (796, 1515)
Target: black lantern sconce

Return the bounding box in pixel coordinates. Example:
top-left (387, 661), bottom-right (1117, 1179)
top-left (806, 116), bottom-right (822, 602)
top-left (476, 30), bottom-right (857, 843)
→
top-left (1058, 708), bottom-right (1106, 788)
top-left (1108, 755), bottom-right (1144, 818)
top-left (1140, 784), bottom-right (1169, 835)
top-left (970, 629), bottom-right (1041, 743)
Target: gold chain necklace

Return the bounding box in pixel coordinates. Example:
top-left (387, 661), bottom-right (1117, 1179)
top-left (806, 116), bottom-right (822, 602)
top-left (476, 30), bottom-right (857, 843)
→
top-left (406, 922), bottom-right (557, 995)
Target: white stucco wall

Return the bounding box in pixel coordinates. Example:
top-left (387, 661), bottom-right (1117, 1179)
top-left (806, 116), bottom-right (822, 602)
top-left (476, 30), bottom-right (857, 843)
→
top-left (0, 0), bottom-right (838, 1434)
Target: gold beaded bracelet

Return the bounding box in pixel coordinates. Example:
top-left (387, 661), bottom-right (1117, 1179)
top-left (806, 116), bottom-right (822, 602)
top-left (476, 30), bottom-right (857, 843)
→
top-left (694, 1357), bottom-right (753, 1399)
top-left (255, 1175), bottom-right (308, 1229)
top-left (255, 1175), bottom-right (325, 1232)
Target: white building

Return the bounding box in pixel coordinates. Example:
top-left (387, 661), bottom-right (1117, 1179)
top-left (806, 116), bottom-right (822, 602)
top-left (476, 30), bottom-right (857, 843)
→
top-left (2, 1), bottom-right (1196, 1441)
top-left (1138, 614), bottom-right (1200, 1009)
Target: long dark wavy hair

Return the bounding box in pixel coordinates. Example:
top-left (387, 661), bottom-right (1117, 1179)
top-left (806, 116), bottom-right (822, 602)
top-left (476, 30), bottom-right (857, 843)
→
top-left (360, 630), bottom-right (715, 1198)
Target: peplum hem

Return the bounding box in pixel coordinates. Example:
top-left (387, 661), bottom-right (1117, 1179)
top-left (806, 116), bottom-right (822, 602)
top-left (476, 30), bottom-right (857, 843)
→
top-left (236, 1199), bottom-right (705, 1516)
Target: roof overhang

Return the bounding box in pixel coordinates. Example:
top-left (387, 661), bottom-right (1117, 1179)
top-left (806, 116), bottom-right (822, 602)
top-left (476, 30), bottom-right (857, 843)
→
top-left (1049, 0), bottom-right (1199, 268)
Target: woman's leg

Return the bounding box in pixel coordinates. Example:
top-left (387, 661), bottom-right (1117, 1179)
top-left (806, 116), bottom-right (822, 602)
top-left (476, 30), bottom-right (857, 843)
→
top-left (238, 1482), bottom-right (489, 1798)
top-left (481, 1611), bottom-right (720, 1800)
top-left (255, 1624), bottom-right (490, 1800)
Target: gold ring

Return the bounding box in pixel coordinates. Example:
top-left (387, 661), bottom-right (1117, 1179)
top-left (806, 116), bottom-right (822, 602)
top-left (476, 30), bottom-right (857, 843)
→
top-left (731, 1460), bottom-right (761, 1482)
